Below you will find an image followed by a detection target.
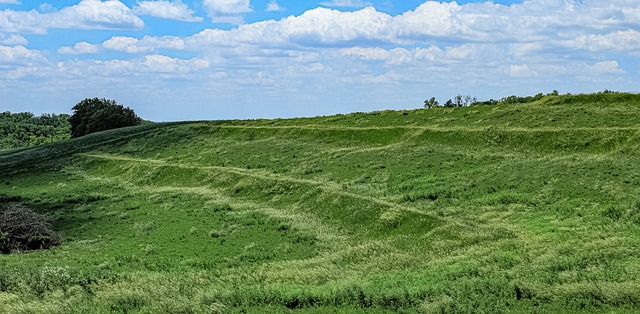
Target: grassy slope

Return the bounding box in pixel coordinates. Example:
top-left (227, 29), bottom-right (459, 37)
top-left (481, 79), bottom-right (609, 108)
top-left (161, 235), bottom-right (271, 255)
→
top-left (1, 93), bottom-right (640, 313)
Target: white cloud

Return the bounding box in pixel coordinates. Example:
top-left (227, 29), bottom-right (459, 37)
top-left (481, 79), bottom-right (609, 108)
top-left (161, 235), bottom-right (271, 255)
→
top-left (0, 0), bottom-right (144, 34)
top-left (187, 7), bottom-right (394, 48)
top-left (51, 0), bottom-right (144, 31)
top-left (568, 30), bottom-right (640, 52)
top-left (58, 42), bottom-right (99, 55)
top-left (134, 1), bottom-right (202, 22)
top-left (0, 9), bottom-right (45, 33)
top-left (266, 0), bottom-right (284, 12)
top-left (510, 64), bottom-right (532, 77)
top-left (142, 54), bottom-right (210, 73)
top-left (0, 0), bottom-right (20, 4)
top-left (102, 35), bottom-right (185, 54)
top-left (591, 61), bottom-right (624, 74)
top-left (0, 32), bottom-right (26, 45)
top-left (38, 3), bottom-right (55, 13)
top-left (320, 0), bottom-right (371, 8)
top-left (0, 45), bottom-right (46, 65)
top-left (203, 0), bottom-right (252, 24)
top-left (52, 54), bottom-right (210, 78)
top-left (103, 36), bottom-right (149, 53)
top-left (3, 0), bottom-right (640, 121)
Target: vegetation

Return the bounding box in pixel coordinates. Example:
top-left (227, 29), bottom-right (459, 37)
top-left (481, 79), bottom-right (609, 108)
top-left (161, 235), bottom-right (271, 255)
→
top-left (0, 203), bottom-right (60, 254)
top-left (0, 112), bottom-right (70, 149)
top-left (70, 98), bottom-right (142, 138)
top-left (1, 92), bottom-right (640, 313)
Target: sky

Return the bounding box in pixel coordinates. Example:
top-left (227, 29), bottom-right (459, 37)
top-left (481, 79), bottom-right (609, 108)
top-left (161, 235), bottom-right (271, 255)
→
top-left (0, 0), bottom-right (639, 121)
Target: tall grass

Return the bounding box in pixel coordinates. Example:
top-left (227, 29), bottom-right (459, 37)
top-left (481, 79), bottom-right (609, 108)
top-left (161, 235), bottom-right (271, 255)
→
top-left (1, 92), bottom-right (640, 312)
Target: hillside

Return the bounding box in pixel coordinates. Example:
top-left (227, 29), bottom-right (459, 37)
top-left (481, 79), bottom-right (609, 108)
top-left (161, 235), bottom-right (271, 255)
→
top-left (1, 93), bottom-right (640, 313)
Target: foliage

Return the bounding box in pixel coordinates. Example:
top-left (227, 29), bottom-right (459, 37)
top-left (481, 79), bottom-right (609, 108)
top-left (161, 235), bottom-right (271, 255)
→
top-left (0, 203), bottom-right (60, 254)
top-left (423, 97), bottom-right (439, 109)
top-left (0, 111), bottom-right (70, 149)
top-left (69, 98), bottom-right (142, 138)
top-left (0, 91), bottom-right (640, 312)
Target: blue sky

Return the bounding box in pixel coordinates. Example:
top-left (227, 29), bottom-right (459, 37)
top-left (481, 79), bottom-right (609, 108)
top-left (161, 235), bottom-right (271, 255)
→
top-left (1, 0), bottom-right (638, 121)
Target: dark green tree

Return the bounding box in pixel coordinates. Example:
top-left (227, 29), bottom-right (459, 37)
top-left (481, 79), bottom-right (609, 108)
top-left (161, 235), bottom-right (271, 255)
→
top-left (0, 111), bottom-right (71, 149)
top-left (423, 97), bottom-right (439, 109)
top-left (70, 98), bottom-right (141, 138)
top-left (443, 99), bottom-right (455, 108)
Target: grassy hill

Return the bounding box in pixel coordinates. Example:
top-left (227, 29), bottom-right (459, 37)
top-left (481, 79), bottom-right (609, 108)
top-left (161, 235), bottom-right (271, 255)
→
top-left (1, 92), bottom-right (640, 313)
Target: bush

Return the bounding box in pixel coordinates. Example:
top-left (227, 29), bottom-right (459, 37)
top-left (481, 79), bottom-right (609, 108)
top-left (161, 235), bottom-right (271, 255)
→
top-left (69, 98), bottom-right (142, 138)
top-left (0, 203), bottom-right (60, 254)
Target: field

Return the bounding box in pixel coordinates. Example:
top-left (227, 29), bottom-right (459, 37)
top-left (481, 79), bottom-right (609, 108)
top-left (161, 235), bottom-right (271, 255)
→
top-left (1, 93), bottom-right (640, 313)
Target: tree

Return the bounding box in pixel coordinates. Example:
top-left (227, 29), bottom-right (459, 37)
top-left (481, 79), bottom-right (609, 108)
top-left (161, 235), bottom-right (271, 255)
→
top-left (423, 97), bottom-right (439, 109)
top-left (443, 99), bottom-right (455, 108)
top-left (0, 111), bottom-right (71, 149)
top-left (454, 94), bottom-right (464, 107)
top-left (70, 98), bottom-right (142, 138)
top-left (463, 95), bottom-right (477, 107)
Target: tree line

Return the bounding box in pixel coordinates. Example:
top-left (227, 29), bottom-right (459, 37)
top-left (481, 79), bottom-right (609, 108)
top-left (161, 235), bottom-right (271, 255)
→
top-left (424, 90), bottom-right (562, 109)
top-left (1, 98), bottom-right (143, 150)
top-left (0, 111), bottom-right (71, 149)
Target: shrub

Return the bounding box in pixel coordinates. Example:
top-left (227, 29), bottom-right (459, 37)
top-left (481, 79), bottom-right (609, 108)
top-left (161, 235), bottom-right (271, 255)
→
top-left (0, 203), bottom-right (60, 254)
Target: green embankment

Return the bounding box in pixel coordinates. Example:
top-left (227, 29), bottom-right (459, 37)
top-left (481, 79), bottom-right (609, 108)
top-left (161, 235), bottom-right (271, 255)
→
top-left (1, 93), bottom-right (640, 313)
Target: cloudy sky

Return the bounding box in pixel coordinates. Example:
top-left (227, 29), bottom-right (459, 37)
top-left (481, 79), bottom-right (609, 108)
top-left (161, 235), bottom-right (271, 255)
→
top-left (0, 0), bottom-right (638, 121)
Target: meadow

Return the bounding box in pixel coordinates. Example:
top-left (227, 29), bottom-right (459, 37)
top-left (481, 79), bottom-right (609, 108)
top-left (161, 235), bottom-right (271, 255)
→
top-left (1, 92), bottom-right (640, 313)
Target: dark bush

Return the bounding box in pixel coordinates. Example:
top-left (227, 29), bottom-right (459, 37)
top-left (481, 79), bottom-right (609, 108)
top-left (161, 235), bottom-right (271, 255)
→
top-left (0, 203), bottom-right (60, 254)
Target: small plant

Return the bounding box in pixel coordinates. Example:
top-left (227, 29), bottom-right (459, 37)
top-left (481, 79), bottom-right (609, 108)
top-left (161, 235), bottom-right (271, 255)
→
top-left (212, 203), bottom-right (232, 212)
top-left (602, 206), bottom-right (624, 220)
top-left (0, 203), bottom-right (60, 254)
top-left (209, 229), bottom-right (223, 238)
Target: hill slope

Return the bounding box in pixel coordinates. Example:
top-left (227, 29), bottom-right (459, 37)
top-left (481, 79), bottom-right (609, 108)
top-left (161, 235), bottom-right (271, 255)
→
top-left (1, 93), bottom-right (640, 313)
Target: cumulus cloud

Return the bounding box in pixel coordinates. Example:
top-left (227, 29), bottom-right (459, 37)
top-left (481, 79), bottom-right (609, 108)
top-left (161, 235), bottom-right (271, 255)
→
top-left (142, 54), bottom-right (210, 73)
top-left (3, 0), bottom-right (639, 120)
top-left (0, 45), bottom-right (46, 66)
top-left (266, 0), bottom-right (284, 12)
top-left (51, 0), bottom-right (144, 30)
top-left (102, 35), bottom-right (185, 54)
top-left (58, 42), bottom-right (99, 55)
top-left (568, 30), bottom-right (640, 52)
top-left (186, 7), bottom-right (394, 48)
top-left (0, 33), bottom-right (26, 45)
top-left (320, 0), bottom-right (372, 8)
top-left (52, 54), bottom-right (210, 78)
top-left (591, 61), bottom-right (624, 74)
top-left (0, 0), bottom-right (143, 34)
top-left (103, 36), bottom-right (146, 53)
top-left (134, 1), bottom-right (202, 22)
top-left (203, 0), bottom-right (252, 24)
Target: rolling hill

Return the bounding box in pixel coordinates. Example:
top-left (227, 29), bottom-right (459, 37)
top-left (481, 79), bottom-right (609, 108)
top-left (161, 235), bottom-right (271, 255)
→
top-left (1, 92), bottom-right (640, 313)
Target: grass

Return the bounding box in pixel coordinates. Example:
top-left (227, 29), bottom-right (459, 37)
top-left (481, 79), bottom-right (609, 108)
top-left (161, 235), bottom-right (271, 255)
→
top-left (1, 92), bottom-right (640, 312)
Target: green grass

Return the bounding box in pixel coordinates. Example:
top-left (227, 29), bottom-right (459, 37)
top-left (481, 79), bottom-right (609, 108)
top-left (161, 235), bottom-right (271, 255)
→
top-left (1, 92), bottom-right (640, 313)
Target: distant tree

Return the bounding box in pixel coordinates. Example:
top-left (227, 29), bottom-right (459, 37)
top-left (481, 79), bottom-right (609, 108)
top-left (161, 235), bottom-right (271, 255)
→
top-left (0, 111), bottom-right (70, 149)
top-left (443, 99), bottom-right (455, 108)
top-left (424, 97), bottom-right (439, 109)
top-left (463, 95), bottom-right (478, 107)
top-left (454, 95), bottom-right (463, 107)
top-left (70, 98), bottom-right (141, 138)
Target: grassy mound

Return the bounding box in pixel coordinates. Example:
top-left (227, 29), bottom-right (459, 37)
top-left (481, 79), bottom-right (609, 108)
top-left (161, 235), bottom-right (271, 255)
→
top-left (0, 92), bottom-right (639, 313)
